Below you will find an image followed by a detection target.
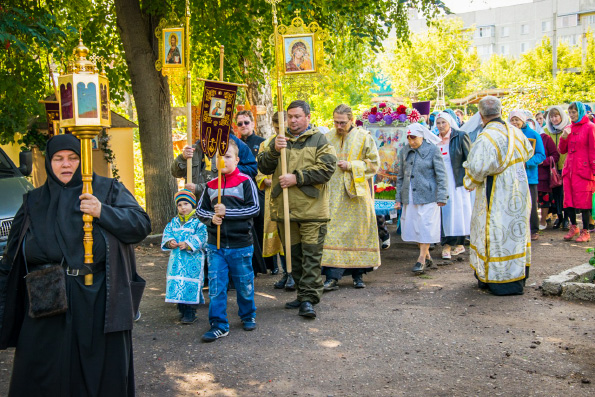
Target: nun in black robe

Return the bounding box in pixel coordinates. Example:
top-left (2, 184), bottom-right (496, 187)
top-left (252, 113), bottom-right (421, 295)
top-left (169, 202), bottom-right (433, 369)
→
top-left (0, 134), bottom-right (151, 396)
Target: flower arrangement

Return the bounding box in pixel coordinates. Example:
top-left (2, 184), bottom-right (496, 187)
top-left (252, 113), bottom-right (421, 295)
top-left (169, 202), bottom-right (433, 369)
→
top-left (374, 182), bottom-right (396, 200)
top-left (356, 102), bottom-right (421, 127)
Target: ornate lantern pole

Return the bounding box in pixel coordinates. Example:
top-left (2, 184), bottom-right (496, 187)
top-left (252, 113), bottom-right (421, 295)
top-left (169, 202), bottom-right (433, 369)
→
top-left (57, 29), bottom-right (111, 286)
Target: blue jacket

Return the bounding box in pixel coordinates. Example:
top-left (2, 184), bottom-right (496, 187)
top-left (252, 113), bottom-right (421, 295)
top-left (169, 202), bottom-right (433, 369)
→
top-left (230, 134), bottom-right (258, 178)
top-left (521, 125), bottom-right (546, 185)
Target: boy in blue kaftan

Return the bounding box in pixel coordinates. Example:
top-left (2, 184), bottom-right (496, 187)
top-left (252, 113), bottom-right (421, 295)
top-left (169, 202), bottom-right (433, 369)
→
top-left (162, 189), bottom-right (208, 324)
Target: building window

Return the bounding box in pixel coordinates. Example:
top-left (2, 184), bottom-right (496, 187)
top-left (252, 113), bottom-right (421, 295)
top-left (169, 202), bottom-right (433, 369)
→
top-left (520, 42), bottom-right (528, 53)
top-left (500, 45), bottom-right (510, 55)
top-left (560, 35), bottom-right (580, 46)
top-left (477, 44), bottom-right (493, 57)
top-left (521, 24), bottom-right (530, 35)
top-left (587, 15), bottom-right (595, 25)
top-left (477, 26), bottom-right (493, 38)
top-left (558, 15), bottom-right (578, 28)
top-left (501, 26), bottom-right (510, 37)
top-left (542, 20), bottom-right (551, 32)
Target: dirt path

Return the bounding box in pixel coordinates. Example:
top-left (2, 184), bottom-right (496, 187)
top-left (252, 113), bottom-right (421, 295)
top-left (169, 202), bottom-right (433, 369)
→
top-left (1, 226), bottom-right (594, 396)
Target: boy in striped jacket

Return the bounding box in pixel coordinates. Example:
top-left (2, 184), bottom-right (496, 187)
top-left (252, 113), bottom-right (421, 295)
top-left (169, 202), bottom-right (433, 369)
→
top-left (196, 139), bottom-right (260, 342)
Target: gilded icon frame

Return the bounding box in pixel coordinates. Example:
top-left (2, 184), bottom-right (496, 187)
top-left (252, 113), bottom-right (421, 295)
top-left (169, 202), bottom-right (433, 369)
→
top-left (282, 33), bottom-right (316, 75)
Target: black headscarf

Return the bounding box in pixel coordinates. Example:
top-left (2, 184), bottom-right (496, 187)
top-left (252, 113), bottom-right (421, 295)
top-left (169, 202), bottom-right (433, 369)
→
top-left (28, 134), bottom-right (103, 268)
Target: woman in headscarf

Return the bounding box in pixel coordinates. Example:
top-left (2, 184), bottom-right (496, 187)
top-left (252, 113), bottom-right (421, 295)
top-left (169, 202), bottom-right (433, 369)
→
top-left (509, 110), bottom-right (546, 240)
top-left (545, 106), bottom-right (571, 229)
top-left (536, 112), bottom-right (561, 230)
top-left (434, 112), bottom-right (472, 259)
top-left (559, 101), bottom-right (595, 242)
top-left (535, 111), bottom-right (546, 131)
top-left (0, 134), bottom-right (151, 395)
top-left (428, 110), bottom-right (440, 131)
top-left (395, 123), bottom-right (448, 274)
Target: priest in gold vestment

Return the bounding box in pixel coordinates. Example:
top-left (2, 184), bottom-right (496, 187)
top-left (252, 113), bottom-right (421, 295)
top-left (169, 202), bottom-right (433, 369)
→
top-left (463, 96), bottom-right (534, 296)
top-left (321, 104), bottom-right (381, 291)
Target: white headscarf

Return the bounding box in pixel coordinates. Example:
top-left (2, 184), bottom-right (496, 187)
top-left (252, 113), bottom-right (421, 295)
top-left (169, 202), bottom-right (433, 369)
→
top-left (508, 110), bottom-right (528, 124)
top-left (546, 105), bottom-right (571, 134)
top-left (460, 112), bottom-right (483, 142)
top-left (407, 123), bottom-right (441, 145)
top-left (436, 112), bottom-right (459, 132)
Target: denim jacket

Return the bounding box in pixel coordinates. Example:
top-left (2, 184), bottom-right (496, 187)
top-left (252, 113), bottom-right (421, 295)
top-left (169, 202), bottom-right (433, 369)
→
top-left (396, 140), bottom-right (449, 205)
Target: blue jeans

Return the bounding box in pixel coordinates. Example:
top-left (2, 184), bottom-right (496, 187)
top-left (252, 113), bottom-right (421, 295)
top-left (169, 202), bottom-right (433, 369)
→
top-left (206, 245), bottom-right (256, 332)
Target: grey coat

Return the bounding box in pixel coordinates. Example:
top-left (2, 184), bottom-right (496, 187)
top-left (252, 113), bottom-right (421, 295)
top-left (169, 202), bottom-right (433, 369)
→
top-left (395, 140), bottom-right (449, 205)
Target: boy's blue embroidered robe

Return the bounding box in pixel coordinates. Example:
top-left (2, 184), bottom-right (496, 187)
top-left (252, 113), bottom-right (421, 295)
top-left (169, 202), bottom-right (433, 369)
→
top-left (162, 216), bottom-right (207, 304)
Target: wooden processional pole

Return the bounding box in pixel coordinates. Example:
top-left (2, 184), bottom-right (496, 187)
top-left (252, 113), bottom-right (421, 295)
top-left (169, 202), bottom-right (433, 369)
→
top-left (216, 45), bottom-right (225, 249)
top-left (185, 0), bottom-right (192, 183)
top-left (270, 2), bottom-right (292, 272)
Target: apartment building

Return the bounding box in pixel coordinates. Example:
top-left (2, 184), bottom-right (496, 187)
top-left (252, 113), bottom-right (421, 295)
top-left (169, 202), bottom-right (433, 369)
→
top-left (409, 0), bottom-right (595, 59)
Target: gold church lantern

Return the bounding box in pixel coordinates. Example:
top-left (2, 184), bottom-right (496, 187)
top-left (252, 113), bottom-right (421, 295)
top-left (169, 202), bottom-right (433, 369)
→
top-left (58, 32), bottom-right (111, 129)
top-left (57, 30), bottom-right (111, 286)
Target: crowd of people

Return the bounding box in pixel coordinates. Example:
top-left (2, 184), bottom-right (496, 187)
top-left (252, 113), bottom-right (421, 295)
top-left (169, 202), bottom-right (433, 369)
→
top-left (1, 96), bottom-right (594, 394)
top-left (166, 96), bottom-right (595, 342)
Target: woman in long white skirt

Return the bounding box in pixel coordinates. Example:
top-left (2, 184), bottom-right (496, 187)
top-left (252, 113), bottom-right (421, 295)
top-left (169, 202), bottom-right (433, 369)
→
top-left (395, 124), bottom-right (449, 274)
top-left (434, 112), bottom-right (472, 259)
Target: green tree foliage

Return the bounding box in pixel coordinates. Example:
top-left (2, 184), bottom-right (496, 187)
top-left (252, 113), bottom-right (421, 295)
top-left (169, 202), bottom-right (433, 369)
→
top-left (0, 3), bottom-right (68, 143)
top-left (0, 1), bottom-right (131, 143)
top-left (381, 18), bottom-right (480, 103)
top-left (308, 32), bottom-right (377, 126)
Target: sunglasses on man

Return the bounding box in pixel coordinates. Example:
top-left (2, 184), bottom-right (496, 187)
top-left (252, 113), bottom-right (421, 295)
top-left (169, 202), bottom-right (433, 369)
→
top-left (237, 121), bottom-right (251, 127)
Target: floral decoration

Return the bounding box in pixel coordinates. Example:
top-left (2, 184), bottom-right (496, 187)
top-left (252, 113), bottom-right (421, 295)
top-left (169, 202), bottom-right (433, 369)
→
top-left (374, 182), bottom-right (396, 200)
top-left (357, 103), bottom-right (419, 127)
top-left (408, 109), bottom-right (421, 123)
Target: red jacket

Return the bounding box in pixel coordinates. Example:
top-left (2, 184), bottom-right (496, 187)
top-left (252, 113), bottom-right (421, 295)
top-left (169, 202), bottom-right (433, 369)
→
top-left (559, 116), bottom-right (595, 209)
top-left (537, 133), bottom-right (560, 193)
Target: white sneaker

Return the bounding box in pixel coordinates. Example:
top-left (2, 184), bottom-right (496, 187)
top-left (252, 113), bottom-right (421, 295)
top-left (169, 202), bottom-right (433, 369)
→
top-left (442, 246), bottom-right (451, 259)
top-left (452, 245), bottom-right (466, 256)
top-left (381, 238), bottom-right (391, 250)
top-left (539, 224), bottom-right (547, 231)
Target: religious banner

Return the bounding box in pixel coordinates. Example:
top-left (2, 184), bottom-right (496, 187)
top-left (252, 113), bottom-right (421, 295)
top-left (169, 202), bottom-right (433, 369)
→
top-left (44, 101), bottom-right (60, 136)
top-left (199, 81), bottom-right (238, 158)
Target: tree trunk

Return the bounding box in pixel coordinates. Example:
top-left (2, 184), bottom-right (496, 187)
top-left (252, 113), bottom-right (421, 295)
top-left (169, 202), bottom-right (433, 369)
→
top-left (244, 38), bottom-right (274, 138)
top-left (246, 77), bottom-right (274, 138)
top-left (114, 0), bottom-right (176, 232)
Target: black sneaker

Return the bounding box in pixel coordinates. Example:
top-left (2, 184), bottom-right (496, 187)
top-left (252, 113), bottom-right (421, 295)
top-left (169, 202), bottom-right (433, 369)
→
top-left (242, 318), bottom-right (257, 331)
top-left (134, 310), bottom-right (141, 322)
top-left (353, 277), bottom-right (365, 289)
top-left (412, 261), bottom-right (425, 274)
top-left (274, 274), bottom-right (288, 289)
top-left (425, 258), bottom-right (435, 269)
top-left (323, 279), bottom-right (339, 292)
top-left (284, 299), bottom-right (301, 309)
top-left (201, 327), bottom-right (229, 342)
top-left (180, 310), bottom-right (197, 324)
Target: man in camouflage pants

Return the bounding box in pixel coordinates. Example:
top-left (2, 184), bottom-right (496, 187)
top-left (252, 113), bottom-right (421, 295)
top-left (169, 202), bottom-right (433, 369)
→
top-left (257, 100), bottom-right (336, 319)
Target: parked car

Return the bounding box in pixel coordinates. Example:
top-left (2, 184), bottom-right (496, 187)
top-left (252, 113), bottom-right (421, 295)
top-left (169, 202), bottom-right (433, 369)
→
top-left (0, 147), bottom-right (33, 259)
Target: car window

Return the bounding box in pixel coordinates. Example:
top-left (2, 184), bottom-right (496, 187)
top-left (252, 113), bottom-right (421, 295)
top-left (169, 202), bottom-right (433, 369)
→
top-left (0, 150), bottom-right (18, 177)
